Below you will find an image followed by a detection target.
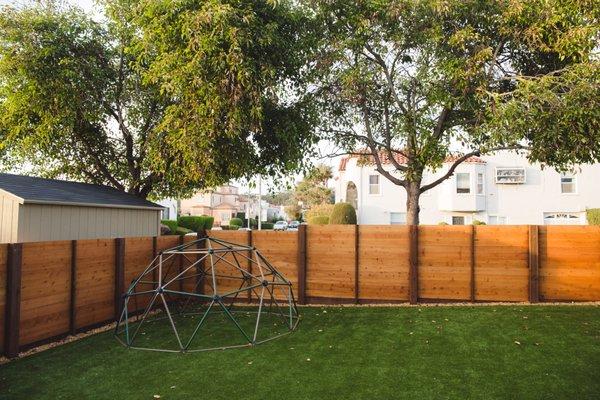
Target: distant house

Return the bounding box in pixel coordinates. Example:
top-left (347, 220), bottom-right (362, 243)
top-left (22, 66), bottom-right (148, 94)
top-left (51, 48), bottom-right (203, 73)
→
top-left (180, 184), bottom-right (283, 226)
top-left (0, 173), bottom-right (164, 243)
top-left (335, 151), bottom-right (600, 225)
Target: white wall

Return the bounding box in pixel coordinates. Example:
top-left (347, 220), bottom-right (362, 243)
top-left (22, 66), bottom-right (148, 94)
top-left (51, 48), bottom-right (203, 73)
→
top-left (336, 151), bottom-right (600, 225)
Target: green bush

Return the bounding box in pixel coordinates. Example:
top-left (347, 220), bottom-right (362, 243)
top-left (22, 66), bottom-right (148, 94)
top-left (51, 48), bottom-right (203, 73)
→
top-left (438, 222), bottom-right (449, 225)
top-left (472, 219), bottom-right (486, 225)
top-left (161, 220), bottom-right (178, 234)
top-left (329, 202), bottom-right (357, 224)
top-left (308, 215), bottom-right (329, 225)
top-left (261, 222), bottom-right (274, 230)
top-left (305, 204), bottom-right (334, 224)
top-left (229, 217), bottom-right (243, 227)
top-left (178, 215), bottom-right (214, 231)
top-left (221, 225), bottom-right (230, 230)
top-left (587, 209), bottom-right (600, 225)
top-left (175, 227), bottom-right (192, 236)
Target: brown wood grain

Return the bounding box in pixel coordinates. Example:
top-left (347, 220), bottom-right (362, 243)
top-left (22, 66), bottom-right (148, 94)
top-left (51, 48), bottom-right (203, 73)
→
top-left (253, 231), bottom-right (299, 300)
top-left (20, 241), bottom-right (71, 346)
top-left (358, 226), bottom-right (409, 301)
top-left (0, 244), bottom-right (7, 353)
top-left (539, 226), bottom-right (600, 301)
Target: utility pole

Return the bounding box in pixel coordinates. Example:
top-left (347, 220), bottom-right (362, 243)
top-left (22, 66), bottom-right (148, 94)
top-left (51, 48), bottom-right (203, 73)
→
top-left (257, 175), bottom-right (262, 230)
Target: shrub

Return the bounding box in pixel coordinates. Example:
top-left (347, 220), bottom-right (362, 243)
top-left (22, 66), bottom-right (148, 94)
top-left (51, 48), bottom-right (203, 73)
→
top-left (221, 225), bottom-right (230, 230)
top-left (178, 215), bottom-right (214, 231)
top-left (329, 202), bottom-right (357, 225)
top-left (587, 209), bottom-right (600, 225)
top-left (229, 217), bottom-right (243, 227)
top-left (229, 225), bottom-right (240, 230)
top-left (161, 220), bottom-right (178, 234)
top-left (308, 215), bottom-right (329, 225)
top-left (438, 222), bottom-right (449, 225)
top-left (472, 219), bottom-right (486, 225)
top-left (305, 204), bottom-right (334, 224)
top-left (261, 222), bottom-right (274, 230)
top-left (175, 227), bottom-right (192, 236)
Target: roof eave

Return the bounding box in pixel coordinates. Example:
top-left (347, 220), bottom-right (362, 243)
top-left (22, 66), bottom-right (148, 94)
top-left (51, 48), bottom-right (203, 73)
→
top-left (23, 199), bottom-right (164, 211)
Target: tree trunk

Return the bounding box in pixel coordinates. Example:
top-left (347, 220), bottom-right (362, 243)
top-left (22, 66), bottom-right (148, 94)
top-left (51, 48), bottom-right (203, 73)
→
top-left (406, 182), bottom-right (421, 225)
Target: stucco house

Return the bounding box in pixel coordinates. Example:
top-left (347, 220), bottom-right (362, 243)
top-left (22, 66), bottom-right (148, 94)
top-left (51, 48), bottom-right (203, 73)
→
top-left (0, 173), bottom-right (164, 243)
top-left (335, 151), bottom-right (600, 225)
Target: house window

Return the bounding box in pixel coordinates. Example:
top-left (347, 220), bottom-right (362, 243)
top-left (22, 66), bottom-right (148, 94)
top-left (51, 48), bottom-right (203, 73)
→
top-left (390, 212), bottom-right (406, 225)
top-left (369, 175), bottom-right (380, 195)
top-left (560, 174), bottom-right (576, 194)
top-left (495, 167), bottom-right (526, 184)
top-left (476, 173), bottom-right (484, 195)
top-left (456, 173), bottom-right (470, 194)
top-left (488, 215), bottom-right (506, 225)
top-left (452, 216), bottom-right (465, 225)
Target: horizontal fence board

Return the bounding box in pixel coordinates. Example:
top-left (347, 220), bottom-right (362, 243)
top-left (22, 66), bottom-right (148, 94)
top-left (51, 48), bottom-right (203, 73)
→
top-left (358, 226), bottom-right (409, 301)
top-left (474, 226), bottom-right (529, 301)
top-left (208, 231), bottom-right (251, 297)
top-left (418, 226), bottom-right (471, 300)
top-left (20, 241), bottom-right (71, 345)
top-left (306, 226), bottom-right (356, 299)
top-left (0, 244), bottom-right (6, 352)
top-left (540, 226), bottom-right (600, 301)
top-left (124, 237), bottom-right (154, 313)
top-left (75, 239), bottom-right (115, 329)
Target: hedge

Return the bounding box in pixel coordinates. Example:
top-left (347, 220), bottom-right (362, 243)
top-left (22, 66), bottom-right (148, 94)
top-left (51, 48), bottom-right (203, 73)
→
top-left (176, 227), bottom-right (192, 236)
top-left (308, 215), bottom-right (329, 225)
top-left (329, 203), bottom-right (357, 224)
top-left (161, 220), bottom-right (178, 234)
top-left (305, 204), bottom-right (334, 224)
top-left (587, 209), bottom-right (600, 225)
top-left (472, 219), bottom-right (486, 225)
top-left (229, 217), bottom-right (243, 227)
top-left (177, 215), bottom-right (214, 231)
top-left (261, 222), bottom-right (274, 230)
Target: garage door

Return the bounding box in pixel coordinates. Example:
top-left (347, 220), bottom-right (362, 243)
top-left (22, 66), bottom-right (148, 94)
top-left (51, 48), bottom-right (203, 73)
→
top-left (543, 213), bottom-right (582, 225)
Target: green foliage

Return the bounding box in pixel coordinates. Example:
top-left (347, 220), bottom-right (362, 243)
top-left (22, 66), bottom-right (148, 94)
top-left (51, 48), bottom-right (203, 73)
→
top-left (438, 222), bottom-right (449, 226)
top-left (175, 227), bottom-right (192, 236)
top-left (291, 164), bottom-right (333, 208)
top-left (472, 220), bottom-right (486, 225)
top-left (305, 204), bottom-right (334, 225)
top-left (329, 203), bottom-right (357, 225)
top-left (586, 209), bottom-right (600, 225)
top-left (284, 204), bottom-right (302, 221)
top-left (178, 215), bottom-right (214, 231)
top-left (261, 222), bottom-right (274, 230)
top-left (229, 218), bottom-right (243, 227)
top-left (161, 220), bottom-right (178, 234)
top-left (202, 216), bottom-right (215, 230)
top-left (307, 215), bottom-right (329, 225)
top-left (0, 0), bottom-right (317, 198)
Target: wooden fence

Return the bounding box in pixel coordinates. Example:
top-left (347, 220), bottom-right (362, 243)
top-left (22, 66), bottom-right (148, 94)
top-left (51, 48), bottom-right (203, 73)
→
top-left (1, 225), bottom-right (599, 358)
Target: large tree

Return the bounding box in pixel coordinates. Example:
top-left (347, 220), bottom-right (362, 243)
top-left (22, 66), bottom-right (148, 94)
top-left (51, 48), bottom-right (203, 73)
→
top-left (0, 0), bottom-right (316, 199)
top-left (309, 0), bottom-right (600, 224)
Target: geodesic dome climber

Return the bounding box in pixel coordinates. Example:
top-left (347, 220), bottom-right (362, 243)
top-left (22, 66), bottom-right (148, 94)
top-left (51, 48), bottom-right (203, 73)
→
top-left (114, 236), bottom-right (300, 352)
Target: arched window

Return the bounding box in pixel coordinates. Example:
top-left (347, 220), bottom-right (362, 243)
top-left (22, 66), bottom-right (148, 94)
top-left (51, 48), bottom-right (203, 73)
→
top-left (346, 181), bottom-right (358, 209)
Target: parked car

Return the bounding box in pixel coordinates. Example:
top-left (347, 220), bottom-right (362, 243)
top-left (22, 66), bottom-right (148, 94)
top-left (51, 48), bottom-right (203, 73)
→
top-left (274, 221), bottom-right (288, 231)
top-left (288, 220), bottom-right (300, 230)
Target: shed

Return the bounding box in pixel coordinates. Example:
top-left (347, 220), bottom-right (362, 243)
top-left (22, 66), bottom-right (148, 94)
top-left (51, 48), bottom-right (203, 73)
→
top-left (0, 173), bottom-right (164, 243)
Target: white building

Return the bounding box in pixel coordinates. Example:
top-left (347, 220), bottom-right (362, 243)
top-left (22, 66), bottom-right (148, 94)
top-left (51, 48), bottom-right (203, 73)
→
top-left (335, 151), bottom-right (600, 225)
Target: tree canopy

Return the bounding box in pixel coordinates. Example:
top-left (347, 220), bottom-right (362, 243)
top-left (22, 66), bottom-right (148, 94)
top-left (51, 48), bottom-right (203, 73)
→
top-left (0, 0), bottom-right (317, 199)
top-left (308, 0), bottom-right (600, 223)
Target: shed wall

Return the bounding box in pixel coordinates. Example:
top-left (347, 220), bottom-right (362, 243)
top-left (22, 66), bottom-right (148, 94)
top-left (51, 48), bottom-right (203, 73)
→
top-left (15, 204), bottom-right (159, 243)
top-left (0, 194), bottom-right (19, 243)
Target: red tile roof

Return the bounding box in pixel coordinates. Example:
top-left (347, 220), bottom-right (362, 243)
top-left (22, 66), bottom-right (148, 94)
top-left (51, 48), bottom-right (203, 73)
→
top-left (338, 151), bottom-right (485, 171)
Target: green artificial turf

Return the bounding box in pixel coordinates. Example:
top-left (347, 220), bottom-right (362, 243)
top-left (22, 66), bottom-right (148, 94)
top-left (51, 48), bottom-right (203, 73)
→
top-left (1, 305), bottom-right (599, 400)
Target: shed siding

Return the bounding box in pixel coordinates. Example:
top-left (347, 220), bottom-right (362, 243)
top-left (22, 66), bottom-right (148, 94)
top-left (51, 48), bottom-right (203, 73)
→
top-left (0, 194), bottom-right (19, 243)
top-left (15, 204), bottom-right (159, 243)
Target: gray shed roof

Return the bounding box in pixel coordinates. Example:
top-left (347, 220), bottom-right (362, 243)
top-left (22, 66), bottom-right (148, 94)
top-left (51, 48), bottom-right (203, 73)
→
top-left (0, 173), bottom-right (163, 210)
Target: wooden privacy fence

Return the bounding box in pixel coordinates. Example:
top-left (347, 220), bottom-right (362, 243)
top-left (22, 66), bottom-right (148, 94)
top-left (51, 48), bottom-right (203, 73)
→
top-left (1, 225), bottom-right (600, 358)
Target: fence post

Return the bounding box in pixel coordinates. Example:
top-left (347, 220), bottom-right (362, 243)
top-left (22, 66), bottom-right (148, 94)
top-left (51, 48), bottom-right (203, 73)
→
top-left (197, 230), bottom-right (207, 295)
top-left (297, 224), bottom-right (307, 304)
top-left (247, 230), bottom-right (253, 302)
top-left (354, 225), bottom-right (360, 304)
top-left (114, 238), bottom-right (125, 320)
top-left (528, 225), bottom-right (539, 303)
top-left (5, 243), bottom-right (23, 358)
top-left (69, 240), bottom-right (77, 335)
top-left (408, 225), bottom-right (419, 304)
top-left (470, 225), bottom-right (476, 302)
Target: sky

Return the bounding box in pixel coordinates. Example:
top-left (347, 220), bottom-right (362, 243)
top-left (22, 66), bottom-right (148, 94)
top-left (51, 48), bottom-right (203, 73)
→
top-left (0, 0), bottom-right (340, 196)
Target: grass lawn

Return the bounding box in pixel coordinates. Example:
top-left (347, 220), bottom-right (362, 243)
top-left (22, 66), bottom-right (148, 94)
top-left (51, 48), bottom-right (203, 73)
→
top-left (1, 305), bottom-right (599, 400)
